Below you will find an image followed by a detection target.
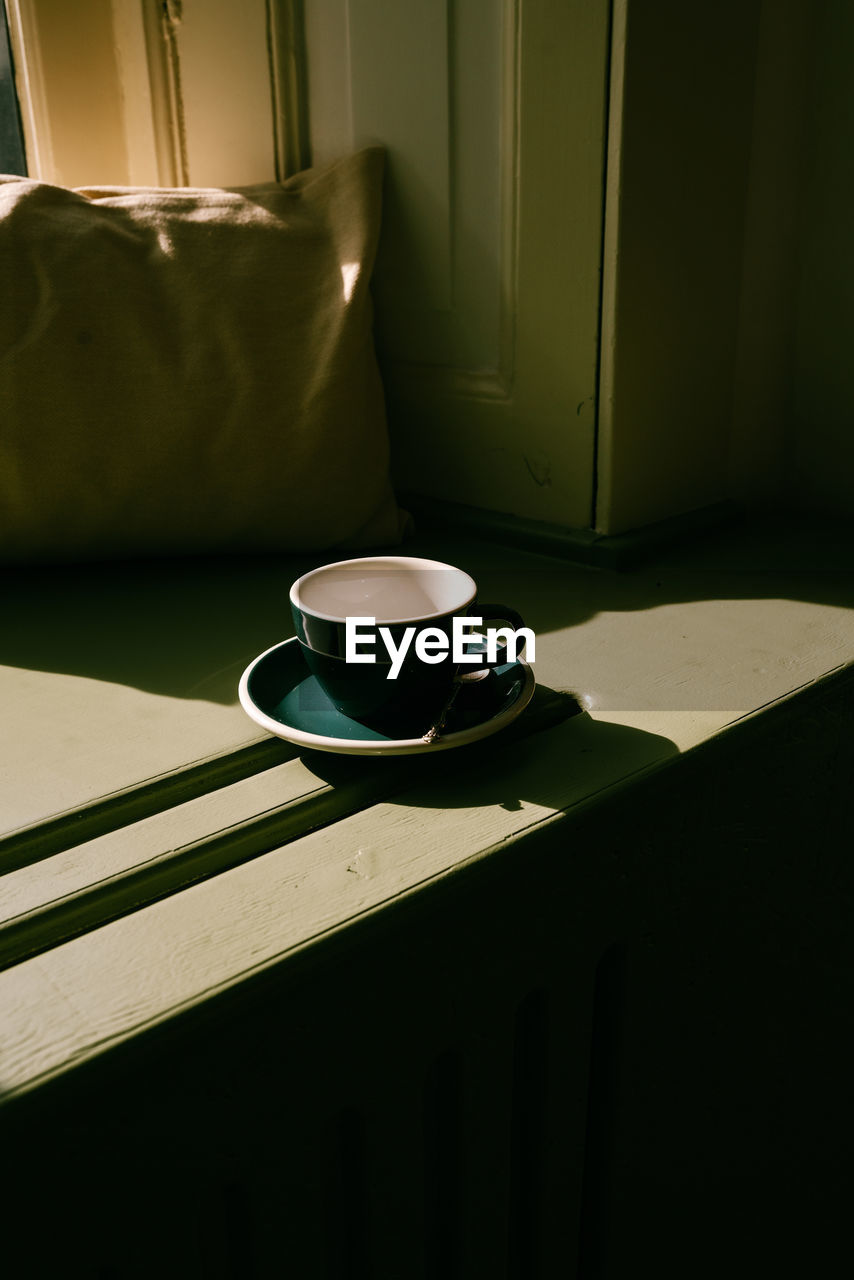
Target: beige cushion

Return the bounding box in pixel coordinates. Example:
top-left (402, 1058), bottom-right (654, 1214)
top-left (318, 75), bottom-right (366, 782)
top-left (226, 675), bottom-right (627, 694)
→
top-left (0, 148), bottom-right (408, 562)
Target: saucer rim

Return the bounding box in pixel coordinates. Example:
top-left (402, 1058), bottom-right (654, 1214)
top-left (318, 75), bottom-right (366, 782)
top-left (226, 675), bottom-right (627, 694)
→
top-left (238, 637), bottom-right (535, 756)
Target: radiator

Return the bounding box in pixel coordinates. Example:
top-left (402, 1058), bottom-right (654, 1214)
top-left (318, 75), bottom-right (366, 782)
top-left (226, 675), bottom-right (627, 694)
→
top-left (5, 667), bottom-right (852, 1277)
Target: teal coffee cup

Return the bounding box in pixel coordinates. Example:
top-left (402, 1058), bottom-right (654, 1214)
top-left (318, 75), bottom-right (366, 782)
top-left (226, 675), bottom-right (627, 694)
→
top-left (290, 555), bottom-right (528, 735)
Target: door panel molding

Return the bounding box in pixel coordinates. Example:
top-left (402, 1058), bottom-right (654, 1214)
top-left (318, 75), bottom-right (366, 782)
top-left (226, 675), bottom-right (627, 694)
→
top-left (305, 0), bottom-right (610, 528)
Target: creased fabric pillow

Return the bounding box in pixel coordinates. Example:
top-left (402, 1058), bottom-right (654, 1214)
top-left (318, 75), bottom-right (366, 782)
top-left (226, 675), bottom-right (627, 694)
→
top-left (0, 148), bottom-right (408, 562)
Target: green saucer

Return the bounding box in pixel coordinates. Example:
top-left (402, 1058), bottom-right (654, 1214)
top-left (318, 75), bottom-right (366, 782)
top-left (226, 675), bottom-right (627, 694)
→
top-left (238, 637), bottom-right (535, 756)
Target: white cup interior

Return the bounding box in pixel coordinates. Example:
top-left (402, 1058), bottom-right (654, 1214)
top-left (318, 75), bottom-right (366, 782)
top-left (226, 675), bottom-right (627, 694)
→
top-left (291, 557), bottom-right (477, 624)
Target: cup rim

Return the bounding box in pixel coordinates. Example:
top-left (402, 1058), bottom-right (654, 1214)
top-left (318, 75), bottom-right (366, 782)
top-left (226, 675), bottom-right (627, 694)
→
top-left (290, 555), bottom-right (478, 625)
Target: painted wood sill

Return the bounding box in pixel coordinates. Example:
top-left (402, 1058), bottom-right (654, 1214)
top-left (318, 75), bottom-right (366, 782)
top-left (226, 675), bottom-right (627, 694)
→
top-left (1, 517), bottom-right (852, 1100)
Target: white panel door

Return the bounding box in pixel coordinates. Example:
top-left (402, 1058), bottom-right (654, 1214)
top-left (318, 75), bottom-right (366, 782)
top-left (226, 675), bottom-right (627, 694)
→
top-left (305, 0), bottom-right (611, 530)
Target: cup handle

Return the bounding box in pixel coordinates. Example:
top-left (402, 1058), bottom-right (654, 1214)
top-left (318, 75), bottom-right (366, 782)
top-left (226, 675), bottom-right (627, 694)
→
top-left (461, 603), bottom-right (528, 671)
